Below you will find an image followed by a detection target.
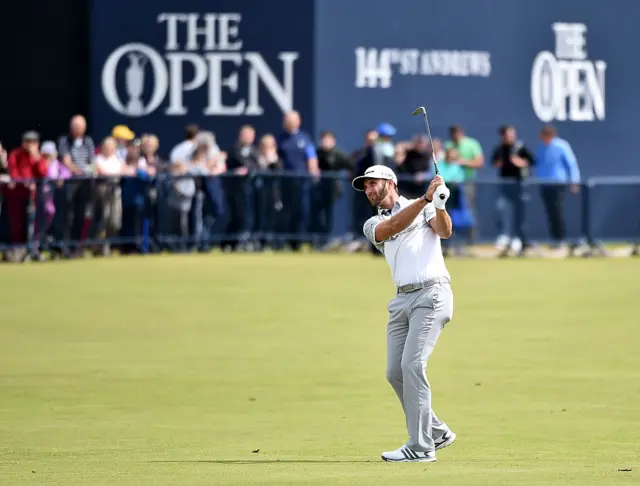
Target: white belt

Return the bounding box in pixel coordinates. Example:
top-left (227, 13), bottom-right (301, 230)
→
top-left (396, 276), bottom-right (450, 295)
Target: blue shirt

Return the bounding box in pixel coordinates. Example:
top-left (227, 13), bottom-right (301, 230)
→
top-left (121, 168), bottom-right (151, 207)
top-left (277, 131), bottom-right (317, 172)
top-left (534, 138), bottom-right (581, 183)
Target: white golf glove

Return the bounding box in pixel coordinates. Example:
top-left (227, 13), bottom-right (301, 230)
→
top-left (433, 184), bottom-right (450, 210)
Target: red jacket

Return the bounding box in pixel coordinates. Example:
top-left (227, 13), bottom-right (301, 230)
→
top-left (7, 147), bottom-right (48, 181)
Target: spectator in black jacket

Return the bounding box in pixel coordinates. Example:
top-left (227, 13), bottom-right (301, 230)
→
top-left (255, 134), bottom-right (283, 250)
top-left (350, 129), bottom-right (378, 173)
top-left (396, 134), bottom-right (432, 199)
top-left (491, 124), bottom-right (535, 256)
top-left (223, 125), bottom-right (258, 251)
top-left (312, 131), bottom-right (353, 249)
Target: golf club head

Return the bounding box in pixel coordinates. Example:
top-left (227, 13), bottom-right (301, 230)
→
top-left (412, 106), bottom-right (426, 116)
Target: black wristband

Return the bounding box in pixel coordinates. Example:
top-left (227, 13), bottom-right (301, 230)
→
top-left (422, 194), bottom-right (432, 203)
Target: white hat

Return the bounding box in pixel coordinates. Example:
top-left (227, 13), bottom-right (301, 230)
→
top-left (352, 165), bottom-right (398, 191)
top-left (40, 141), bottom-right (57, 155)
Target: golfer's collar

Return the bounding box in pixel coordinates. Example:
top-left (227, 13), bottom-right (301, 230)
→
top-left (394, 196), bottom-right (409, 210)
top-left (378, 196), bottom-right (407, 215)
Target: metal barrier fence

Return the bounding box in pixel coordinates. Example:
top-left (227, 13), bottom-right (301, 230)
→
top-left (0, 172), bottom-right (638, 257)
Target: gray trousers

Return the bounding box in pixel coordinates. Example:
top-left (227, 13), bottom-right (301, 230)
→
top-left (386, 278), bottom-right (454, 452)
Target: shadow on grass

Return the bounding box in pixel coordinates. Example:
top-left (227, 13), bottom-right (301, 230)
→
top-left (149, 459), bottom-right (377, 465)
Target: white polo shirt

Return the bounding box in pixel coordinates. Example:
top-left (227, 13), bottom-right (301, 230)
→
top-left (363, 196), bottom-right (450, 288)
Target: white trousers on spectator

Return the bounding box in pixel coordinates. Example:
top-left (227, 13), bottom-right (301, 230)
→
top-left (386, 281), bottom-right (454, 452)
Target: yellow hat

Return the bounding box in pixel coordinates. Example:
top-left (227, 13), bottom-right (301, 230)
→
top-left (112, 125), bottom-right (135, 141)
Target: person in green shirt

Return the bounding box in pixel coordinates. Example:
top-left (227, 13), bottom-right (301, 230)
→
top-left (444, 125), bottom-right (484, 244)
top-left (444, 124), bottom-right (484, 180)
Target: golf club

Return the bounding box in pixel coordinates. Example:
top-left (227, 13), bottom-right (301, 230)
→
top-left (412, 106), bottom-right (445, 199)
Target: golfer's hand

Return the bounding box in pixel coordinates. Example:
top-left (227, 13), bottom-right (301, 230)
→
top-left (426, 175), bottom-right (445, 201)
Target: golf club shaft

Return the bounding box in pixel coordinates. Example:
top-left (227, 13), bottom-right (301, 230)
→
top-left (412, 106), bottom-right (446, 200)
top-left (419, 110), bottom-right (439, 175)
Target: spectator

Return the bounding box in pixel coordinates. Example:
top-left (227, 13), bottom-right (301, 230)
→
top-left (5, 131), bottom-right (47, 259)
top-left (39, 142), bottom-right (66, 239)
top-left (445, 124), bottom-right (484, 244)
top-left (396, 134), bottom-right (432, 199)
top-left (139, 134), bottom-right (162, 252)
top-left (120, 139), bottom-right (154, 254)
top-left (347, 129), bottom-right (378, 252)
top-left (93, 137), bottom-right (125, 255)
top-left (112, 125), bottom-right (135, 160)
top-left (169, 131), bottom-right (224, 251)
top-left (0, 142), bottom-right (9, 253)
top-left (350, 129), bottom-right (378, 169)
top-left (197, 133), bottom-right (226, 253)
top-left (392, 140), bottom-right (410, 165)
top-left (276, 110), bottom-right (319, 251)
top-left (316, 130), bottom-right (353, 171)
top-left (170, 124), bottom-right (221, 164)
top-left (437, 147), bottom-right (474, 257)
top-left (140, 134), bottom-right (161, 170)
top-left (373, 123), bottom-right (397, 169)
top-left (313, 130), bottom-right (353, 249)
top-left (58, 114), bottom-right (95, 255)
top-left (433, 138), bottom-right (445, 162)
top-left (437, 147), bottom-right (465, 183)
top-left (170, 124), bottom-right (198, 162)
top-left (534, 125), bottom-right (581, 252)
top-left (491, 125), bottom-right (535, 256)
top-left (223, 125), bottom-right (259, 251)
top-left (411, 138), bottom-right (447, 183)
top-left (256, 134), bottom-right (283, 171)
top-left (41, 141), bottom-right (72, 259)
top-left (415, 145), bottom-right (465, 188)
top-left (358, 122), bottom-right (398, 255)
top-left (254, 134), bottom-right (283, 250)
top-left (357, 123), bottom-right (397, 177)
top-left (95, 137), bottom-right (125, 175)
top-left (0, 143), bottom-right (7, 178)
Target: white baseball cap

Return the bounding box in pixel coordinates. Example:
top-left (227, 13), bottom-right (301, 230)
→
top-left (352, 165), bottom-right (398, 191)
top-left (40, 141), bottom-right (57, 155)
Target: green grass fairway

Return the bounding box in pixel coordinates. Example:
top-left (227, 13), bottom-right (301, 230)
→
top-left (1, 255), bottom-right (639, 485)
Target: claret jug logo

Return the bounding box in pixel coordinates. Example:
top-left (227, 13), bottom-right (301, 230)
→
top-left (531, 23), bottom-right (606, 122)
top-left (101, 13), bottom-right (299, 117)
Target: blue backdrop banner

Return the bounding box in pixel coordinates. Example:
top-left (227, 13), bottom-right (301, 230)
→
top-left (90, 0), bottom-right (637, 178)
top-left (90, 0), bottom-right (315, 154)
top-left (314, 0), bottom-right (635, 178)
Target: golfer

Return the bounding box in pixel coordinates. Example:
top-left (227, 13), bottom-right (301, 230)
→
top-left (352, 165), bottom-right (456, 463)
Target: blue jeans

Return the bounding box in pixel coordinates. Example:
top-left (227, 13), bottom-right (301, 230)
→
top-left (496, 180), bottom-right (528, 245)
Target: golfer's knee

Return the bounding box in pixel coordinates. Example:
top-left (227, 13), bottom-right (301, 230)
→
top-left (386, 362), bottom-right (402, 386)
top-left (401, 358), bottom-right (427, 381)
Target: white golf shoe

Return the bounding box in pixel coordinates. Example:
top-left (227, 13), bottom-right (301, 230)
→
top-left (495, 234), bottom-right (510, 250)
top-left (434, 430), bottom-right (457, 450)
top-left (381, 445), bottom-right (436, 462)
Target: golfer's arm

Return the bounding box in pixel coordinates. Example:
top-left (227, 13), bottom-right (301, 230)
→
top-left (429, 209), bottom-right (453, 239)
top-left (374, 198), bottom-right (428, 242)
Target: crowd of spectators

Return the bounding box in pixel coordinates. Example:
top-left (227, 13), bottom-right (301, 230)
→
top-left (0, 111), bottom-right (623, 263)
